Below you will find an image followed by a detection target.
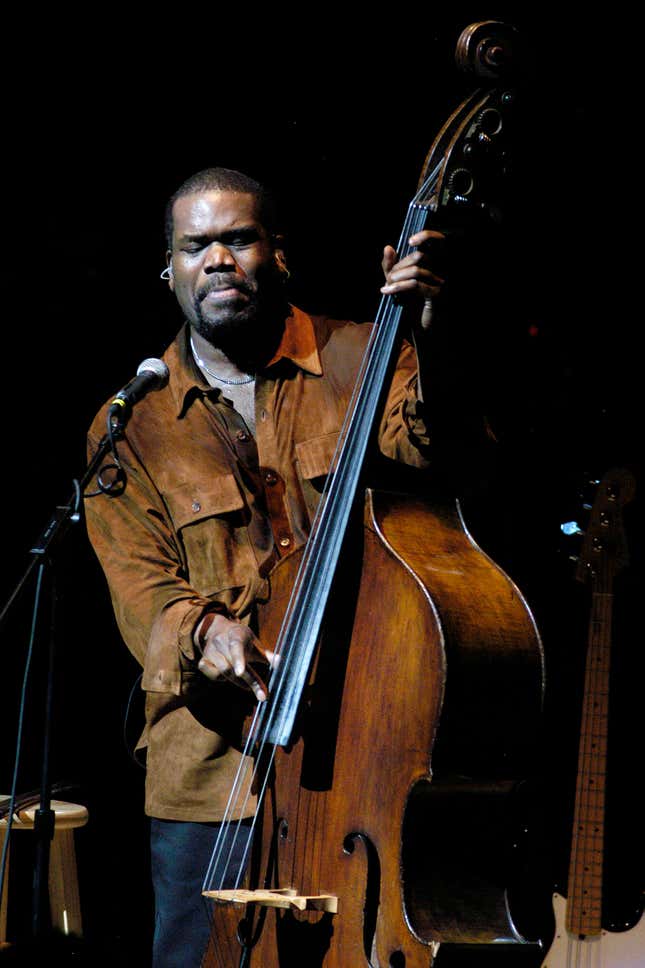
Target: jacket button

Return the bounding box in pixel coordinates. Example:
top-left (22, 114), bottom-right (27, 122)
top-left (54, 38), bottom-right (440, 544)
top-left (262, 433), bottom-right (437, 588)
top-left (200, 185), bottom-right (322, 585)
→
top-left (192, 501), bottom-right (201, 512)
top-left (279, 536), bottom-right (291, 548)
top-left (237, 430), bottom-right (250, 442)
top-left (264, 471), bottom-right (277, 486)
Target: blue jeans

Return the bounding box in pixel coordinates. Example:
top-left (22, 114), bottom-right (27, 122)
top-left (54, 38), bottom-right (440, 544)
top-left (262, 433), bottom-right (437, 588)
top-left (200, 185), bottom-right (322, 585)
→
top-left (150, 818), bottom-right (252, 968)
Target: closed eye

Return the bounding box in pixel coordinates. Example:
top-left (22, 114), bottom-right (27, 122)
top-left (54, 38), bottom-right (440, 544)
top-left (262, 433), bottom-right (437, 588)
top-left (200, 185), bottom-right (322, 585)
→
top-left (180, 228), bottom-right (262, 253)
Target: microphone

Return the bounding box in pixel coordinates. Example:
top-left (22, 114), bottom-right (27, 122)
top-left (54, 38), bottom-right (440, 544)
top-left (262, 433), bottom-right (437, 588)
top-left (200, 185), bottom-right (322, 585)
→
top-left (108, 358), bottom-right (170, 425)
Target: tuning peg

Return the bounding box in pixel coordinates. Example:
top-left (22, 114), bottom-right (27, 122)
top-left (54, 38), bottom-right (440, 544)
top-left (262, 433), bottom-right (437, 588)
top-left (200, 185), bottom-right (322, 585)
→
top-left (578, 475), bottom-right (600, 509)
top-left (561, 520), bottom-right (584, 537)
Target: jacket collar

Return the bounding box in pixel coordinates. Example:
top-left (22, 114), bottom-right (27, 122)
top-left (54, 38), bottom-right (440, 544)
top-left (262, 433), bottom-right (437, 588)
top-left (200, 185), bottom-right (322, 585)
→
top-left (168, 306), bottom-right (323, 418)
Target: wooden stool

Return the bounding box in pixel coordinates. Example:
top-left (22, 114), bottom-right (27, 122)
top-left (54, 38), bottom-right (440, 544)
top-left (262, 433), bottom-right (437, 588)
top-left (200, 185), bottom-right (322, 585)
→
top-left (0, 797), bottom-right (88, 944)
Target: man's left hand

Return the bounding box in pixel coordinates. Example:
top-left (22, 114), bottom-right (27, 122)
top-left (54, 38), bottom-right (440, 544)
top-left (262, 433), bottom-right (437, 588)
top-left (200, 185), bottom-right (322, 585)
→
top-left (380, 229), bottom-right (446, 330)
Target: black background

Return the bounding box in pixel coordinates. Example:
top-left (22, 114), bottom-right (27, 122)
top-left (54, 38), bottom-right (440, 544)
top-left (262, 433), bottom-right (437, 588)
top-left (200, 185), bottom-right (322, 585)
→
top-left (0, 6), bottom-right (641, 966)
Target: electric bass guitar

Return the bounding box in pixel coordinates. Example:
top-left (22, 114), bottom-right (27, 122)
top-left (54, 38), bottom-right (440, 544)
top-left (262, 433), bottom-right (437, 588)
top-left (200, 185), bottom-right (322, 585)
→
top-left (542, 468), bottom-right (644, 966)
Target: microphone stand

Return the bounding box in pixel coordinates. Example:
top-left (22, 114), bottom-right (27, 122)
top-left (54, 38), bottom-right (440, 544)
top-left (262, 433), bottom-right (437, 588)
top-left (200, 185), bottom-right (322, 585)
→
top-left (0, 423), bottom-right (123, 942)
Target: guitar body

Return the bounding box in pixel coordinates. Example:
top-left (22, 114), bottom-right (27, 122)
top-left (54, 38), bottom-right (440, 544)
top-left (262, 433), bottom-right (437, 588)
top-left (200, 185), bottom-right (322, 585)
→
top-left (204, 486), bottom-right (544, 966)
top-left (541, 892), bottom-right (645, 967)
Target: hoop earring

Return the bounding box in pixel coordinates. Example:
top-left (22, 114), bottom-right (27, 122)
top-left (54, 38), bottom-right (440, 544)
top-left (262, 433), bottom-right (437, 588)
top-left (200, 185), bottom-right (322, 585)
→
top-left (275, 253), bottom-right (290, 281)
top-left (160, 266), bottom-right (172, 281)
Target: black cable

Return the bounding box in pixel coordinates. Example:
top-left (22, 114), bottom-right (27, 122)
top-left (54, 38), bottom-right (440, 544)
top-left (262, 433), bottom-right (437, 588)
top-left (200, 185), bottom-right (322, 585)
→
top-left (0, 562), bottom-right (44, 909)
top-left (122, 673), bottom-right (146, 770)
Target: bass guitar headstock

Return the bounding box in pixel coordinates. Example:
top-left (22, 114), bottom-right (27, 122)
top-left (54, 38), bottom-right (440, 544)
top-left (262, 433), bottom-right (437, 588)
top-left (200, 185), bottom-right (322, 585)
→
top-left (577, 468), bottom-right (635, 591)
top-left (561, 469), bottom-right (636, 593)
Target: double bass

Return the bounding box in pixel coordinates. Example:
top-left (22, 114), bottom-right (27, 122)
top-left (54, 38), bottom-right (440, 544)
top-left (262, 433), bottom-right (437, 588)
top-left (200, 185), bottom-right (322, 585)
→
top-left (203, 21), bottom-right (545, 967)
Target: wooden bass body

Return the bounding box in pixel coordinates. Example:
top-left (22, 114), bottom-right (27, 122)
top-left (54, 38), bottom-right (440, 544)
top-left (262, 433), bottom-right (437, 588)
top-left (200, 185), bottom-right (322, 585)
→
top-left (204, 484), bottom-right (545, 967)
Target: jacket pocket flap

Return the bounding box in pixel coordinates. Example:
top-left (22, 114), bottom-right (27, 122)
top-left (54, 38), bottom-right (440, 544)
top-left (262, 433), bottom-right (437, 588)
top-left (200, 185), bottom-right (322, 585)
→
top-left (295, 432), bottom-right (340, 481)
top-left (165, 474), bottom-right (246, 530)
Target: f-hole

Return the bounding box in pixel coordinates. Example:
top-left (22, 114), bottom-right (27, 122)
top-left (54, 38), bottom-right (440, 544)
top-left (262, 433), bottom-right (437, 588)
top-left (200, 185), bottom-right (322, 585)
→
top-left (343, 831), bottom-right (381, 962)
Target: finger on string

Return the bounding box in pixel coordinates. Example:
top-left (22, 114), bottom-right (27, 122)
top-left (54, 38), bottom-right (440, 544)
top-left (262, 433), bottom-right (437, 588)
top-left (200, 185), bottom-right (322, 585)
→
top-left (409, 229), bottom-right (446, 247)
top-left (260, 647), bottom-right (280, 669)
top-left (382, 244), bottom-right (398, 274)
top-left (381, 278), bottom-right (424, 295)
top-left (197, 655), bottom-right (268, 702)
top-left (239, 665), bottom-right (268, 702)
top-left (217, 647), bottom-right (269, 701)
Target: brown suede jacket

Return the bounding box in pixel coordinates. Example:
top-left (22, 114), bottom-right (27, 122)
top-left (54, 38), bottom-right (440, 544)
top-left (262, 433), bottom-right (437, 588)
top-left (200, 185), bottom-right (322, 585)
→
top-left (85, 306), bottom-right (430, 821)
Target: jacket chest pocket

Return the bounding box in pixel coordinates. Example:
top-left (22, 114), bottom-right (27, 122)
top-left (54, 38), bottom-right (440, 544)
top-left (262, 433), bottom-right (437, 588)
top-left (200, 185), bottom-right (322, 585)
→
top-left (165, 474), bottom-right (257, 597)
top-left (295, 431), bottom-right (341, 481)
top-left (295, 431), bottom-right (341, 521)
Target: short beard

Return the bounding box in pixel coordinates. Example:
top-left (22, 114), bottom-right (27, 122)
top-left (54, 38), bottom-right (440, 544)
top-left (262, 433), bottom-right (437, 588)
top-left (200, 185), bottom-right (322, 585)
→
top-left (192, 285), bottom-right (288, 371)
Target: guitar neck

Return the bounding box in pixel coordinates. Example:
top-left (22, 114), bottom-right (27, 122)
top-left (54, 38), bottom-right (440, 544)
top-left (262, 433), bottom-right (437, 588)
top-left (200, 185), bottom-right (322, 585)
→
top-left (565, 588), bottom-right (612, 937)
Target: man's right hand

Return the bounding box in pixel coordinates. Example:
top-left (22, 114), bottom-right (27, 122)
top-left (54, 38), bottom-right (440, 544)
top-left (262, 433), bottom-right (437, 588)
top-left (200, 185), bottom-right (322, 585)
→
top-left (193, 612), bottom-right (276, 702)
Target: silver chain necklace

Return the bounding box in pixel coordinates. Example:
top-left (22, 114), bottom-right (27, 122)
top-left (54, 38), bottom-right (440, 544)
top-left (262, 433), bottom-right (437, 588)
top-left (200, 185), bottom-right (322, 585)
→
top-left (190, 337), bottom-right (255, 386)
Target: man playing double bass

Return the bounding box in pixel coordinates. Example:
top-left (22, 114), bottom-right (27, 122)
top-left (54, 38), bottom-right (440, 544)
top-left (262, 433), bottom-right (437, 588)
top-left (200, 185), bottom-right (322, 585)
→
top-left (84, 165), bottom-right (444, 967)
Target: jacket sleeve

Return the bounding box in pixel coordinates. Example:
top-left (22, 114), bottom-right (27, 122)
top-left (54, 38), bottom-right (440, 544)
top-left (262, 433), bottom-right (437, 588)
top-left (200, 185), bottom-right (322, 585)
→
top-left (378, 338), bottom-right (430, 465)
top-left (84, 420), bottom-right (227, 697)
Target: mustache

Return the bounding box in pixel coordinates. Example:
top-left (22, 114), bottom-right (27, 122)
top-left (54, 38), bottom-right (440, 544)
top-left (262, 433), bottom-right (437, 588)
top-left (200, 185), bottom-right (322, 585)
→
top-left (197, 276), bottom-right (255, 301)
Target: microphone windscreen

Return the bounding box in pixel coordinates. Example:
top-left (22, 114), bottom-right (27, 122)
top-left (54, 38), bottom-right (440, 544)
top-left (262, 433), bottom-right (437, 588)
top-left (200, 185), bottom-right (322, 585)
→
top-left (136, 358), bottom-right (170, 387)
